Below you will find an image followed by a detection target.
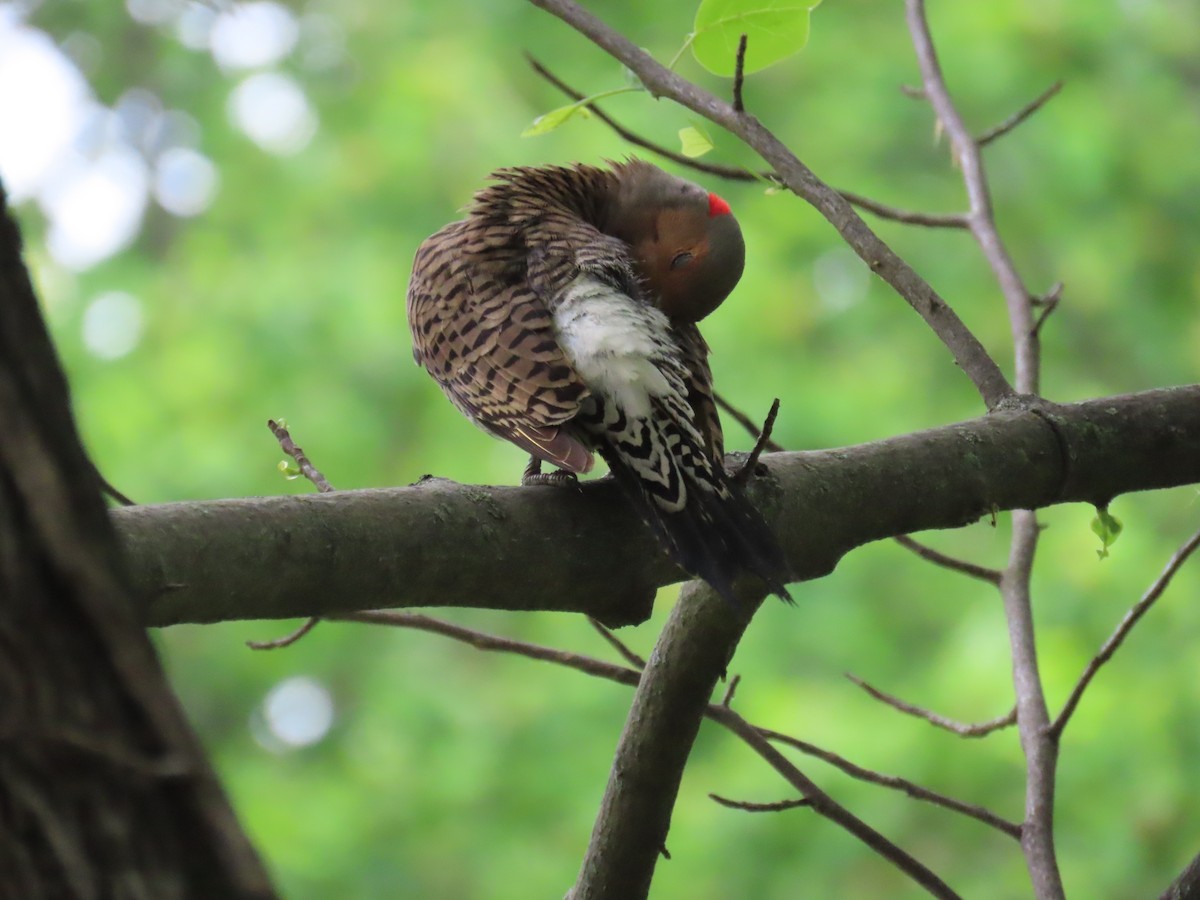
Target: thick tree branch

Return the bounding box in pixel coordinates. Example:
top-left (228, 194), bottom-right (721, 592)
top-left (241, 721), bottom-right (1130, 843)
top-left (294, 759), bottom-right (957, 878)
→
top-left (569, 581), bottom-right (766, 899)
top-left (119, 388), bottom-right (1200, 628)
top-left (525, 0), bottom-right (1015, 408)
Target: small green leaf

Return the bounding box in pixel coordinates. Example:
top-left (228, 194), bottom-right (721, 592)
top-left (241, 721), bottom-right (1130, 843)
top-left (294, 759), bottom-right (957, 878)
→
top-left (522, 86), bottom-right (641, 138)
top-left (278, 460), bottom-right (302, 480)
top-left (1090, 506), bottom-right (1124, 559)
top-left (522, 103), bottom-right (583, 137)
top-left (678, 124), bottom-right (714, 158)
top-left (691, 0), bottom-right (823, 77)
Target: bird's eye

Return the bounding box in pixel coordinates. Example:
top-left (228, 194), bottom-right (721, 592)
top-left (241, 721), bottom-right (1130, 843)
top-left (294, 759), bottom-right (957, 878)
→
top-left (670, 251), bottom-right (694, 270)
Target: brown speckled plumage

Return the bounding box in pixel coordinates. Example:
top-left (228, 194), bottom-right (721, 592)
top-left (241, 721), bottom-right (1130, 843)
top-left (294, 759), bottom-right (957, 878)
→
top-left (407, 160), bottom-right (790, 603)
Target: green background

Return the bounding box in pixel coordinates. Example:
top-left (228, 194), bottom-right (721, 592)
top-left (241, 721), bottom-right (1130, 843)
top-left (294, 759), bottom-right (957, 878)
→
top-left (12, 0), bottom-right (1200, 896)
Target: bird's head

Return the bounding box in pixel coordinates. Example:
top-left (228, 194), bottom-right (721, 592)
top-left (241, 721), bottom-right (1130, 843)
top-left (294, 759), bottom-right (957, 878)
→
top-left (603, 160), bottom-right (746, 323)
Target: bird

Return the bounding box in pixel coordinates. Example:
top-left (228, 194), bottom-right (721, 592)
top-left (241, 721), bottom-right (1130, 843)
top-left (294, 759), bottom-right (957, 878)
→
top-left (406, 159), bottom-right (791, 605)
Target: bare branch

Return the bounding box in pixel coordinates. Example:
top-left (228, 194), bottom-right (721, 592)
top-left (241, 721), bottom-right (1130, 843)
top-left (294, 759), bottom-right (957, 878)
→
top-left (905, 0), bottom-right (1036, 394)
top-left (720, 673), bottom-right (741, 708)
top-left (1051, 528), bottom-right (1200, 740)
top-left (1032, 282), bottom-right (1064, 338)
top-left (525, 0), bottom-right (1015, 408)
top-left (848, 674), bottom-right (1017, 738)
top-left (735, 398), bottom-right (781, 483)
top-left (708, 707), bottom-right (965, 898)
top-left (341, 603), bottom-right (959, 896)
top-left (906, 4), bottom-right (1062, 895)
top-left (246, 617), bottom-right (321, 651)
top-left (714, 390), bottom-right (784, 452)
top-left (338, 610), bottom-right (642, 686)
top-left (978, 81), bottom-right (1064, 148)
top-left (588, 617), bottom-right (646, 669)
top-left (710, 794), bottom-right (810, 813)
top-left (345, 612), bottom-right (1017, 843)
top-left (268, 419), bottom-right (333, 493)
top-left (893, 535), bottom-right (1003, 585)
top-left (839, 189), bottom-right (969, 229)
top-left (123, 387), bottom-right (1200, 628)
top-left (1002, 509), bottom-right (1063, 897)
top-left (732, 34), bottom-right (748, 113)
top-left (755, 724), bottom-right (1022, 839)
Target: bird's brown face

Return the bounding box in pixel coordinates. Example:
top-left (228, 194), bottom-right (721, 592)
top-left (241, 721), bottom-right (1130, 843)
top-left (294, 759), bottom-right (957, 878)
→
top-left (630, 191), bottom-right (745, 323)
top-left (607, 165), bottom-right (746, 323)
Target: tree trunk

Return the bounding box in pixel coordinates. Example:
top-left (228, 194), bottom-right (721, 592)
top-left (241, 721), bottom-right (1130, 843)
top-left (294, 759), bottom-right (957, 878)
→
top-left (0, 188), bottom-right (274, 898)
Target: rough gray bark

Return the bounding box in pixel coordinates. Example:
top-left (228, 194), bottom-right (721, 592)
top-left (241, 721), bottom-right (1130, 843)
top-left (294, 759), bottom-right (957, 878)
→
top-left (119, 389), bottom-right (1200, 629)
top-left (0, 189), bottom-right (274, 898)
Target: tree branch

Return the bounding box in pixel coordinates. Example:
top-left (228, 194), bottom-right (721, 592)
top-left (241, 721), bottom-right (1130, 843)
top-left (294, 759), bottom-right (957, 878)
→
top-left (905, 0), bottom-right (1037, 394)
top-left (1050, 528), bottom-right (1200, 740)
top-left (754, 724), bottom-right (1021, 839)
top-left (905, 5), bottom-right (1064, 895)
top-left (848, 674), bottom-right (1016, 737)
top-left (120, 388), bottom-right (1200, 628)
top-left (977, 81), bottom-right (1064, 148)
top-left (525, 0), bottom-right (1015, 409)
top-left (893, 535), bottom-right (1002, 585)
top-left (335, 608), bottom-right (974, 892)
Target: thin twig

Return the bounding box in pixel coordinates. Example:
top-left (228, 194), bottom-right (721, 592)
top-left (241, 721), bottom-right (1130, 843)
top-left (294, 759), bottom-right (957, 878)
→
top-left (708, 707), bottom-right (965, 897)
top-left (710, 794), bottom-right (810, 813)
top-left (1032, 282), bottom-right (1063, 338)
top-left (268, 418), bottom-right (334, 493)
top-left (721, 673), bottom-right (741, 708)
top-left (905, 0), bottom-right (1036, 395)
top-left (527, 55), bottom-right (757, 182)
top-left (340, 608), bottom-right (1016, 854)
top-left (338, 610), bottom-right (642, 684)
top-left (246, 617), bottom-right (321, 651)
top-left (732, 34), bottom-right (748, 113)
top-left (977, 81), bottom-right (1064, 147)
top-left (755, 723), bottom-right (1022, 839)
top-left (735, 398), bottom-right (780, 483)
top-left (714, 390), bottom-right (784, 452)
top-left (255, 419), bottom-right (331, 649)
top-left (893, 535), bottom-right (1003, 585)
top-left (839, 190), bottom-right (969, 229)
top-left (588, 617), bottom-right (647, 669)
top-left (1050, 528), bottom-right (1200, 740)
top-left (848, 674), bottom-right (1017, 738)
top-left (92, 462), bottom-right (135, 506)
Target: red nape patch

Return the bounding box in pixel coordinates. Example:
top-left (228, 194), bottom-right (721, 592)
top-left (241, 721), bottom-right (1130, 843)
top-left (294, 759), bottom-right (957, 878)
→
top-left (708, 192), bottom-right (732, 217)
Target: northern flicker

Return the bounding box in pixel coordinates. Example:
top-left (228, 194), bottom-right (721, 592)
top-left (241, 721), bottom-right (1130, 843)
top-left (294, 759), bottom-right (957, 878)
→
top-left (407, 160), bottom-right (791, 605)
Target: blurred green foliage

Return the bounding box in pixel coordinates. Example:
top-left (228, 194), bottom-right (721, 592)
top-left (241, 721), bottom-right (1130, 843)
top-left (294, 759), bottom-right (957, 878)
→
top-left (11, 0), bottom-right (1200, 896)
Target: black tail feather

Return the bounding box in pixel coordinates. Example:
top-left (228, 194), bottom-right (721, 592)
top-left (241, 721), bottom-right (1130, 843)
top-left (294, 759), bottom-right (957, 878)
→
top-left (601, 448), bottom-right (793, 607)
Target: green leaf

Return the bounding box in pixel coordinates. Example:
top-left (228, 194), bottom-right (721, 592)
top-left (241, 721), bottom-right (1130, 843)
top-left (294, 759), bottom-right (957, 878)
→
top-left (678, 124), bottom-right (714, 158)
top-left (278, 460), bottom-right (302, 480)
top-left (1090, 506), bottom-right (1124, 559)
top-left (691, 0), bottom-right (823, 77)
top-left (521, 103), bottom-right (584, 137)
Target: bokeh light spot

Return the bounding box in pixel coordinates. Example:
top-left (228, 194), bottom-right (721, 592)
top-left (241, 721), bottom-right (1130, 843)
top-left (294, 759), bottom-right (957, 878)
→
top-left (82, 290), bottom-right (144, 360)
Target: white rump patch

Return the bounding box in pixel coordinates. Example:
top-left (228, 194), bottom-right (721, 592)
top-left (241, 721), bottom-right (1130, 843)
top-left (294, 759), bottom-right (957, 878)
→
top-left (553, 275), bottom-right (675, 420)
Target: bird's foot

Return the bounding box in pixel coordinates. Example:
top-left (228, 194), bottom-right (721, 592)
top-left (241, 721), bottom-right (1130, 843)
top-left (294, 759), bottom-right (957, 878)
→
top-left (521, 456), bottom-right (580, 487)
